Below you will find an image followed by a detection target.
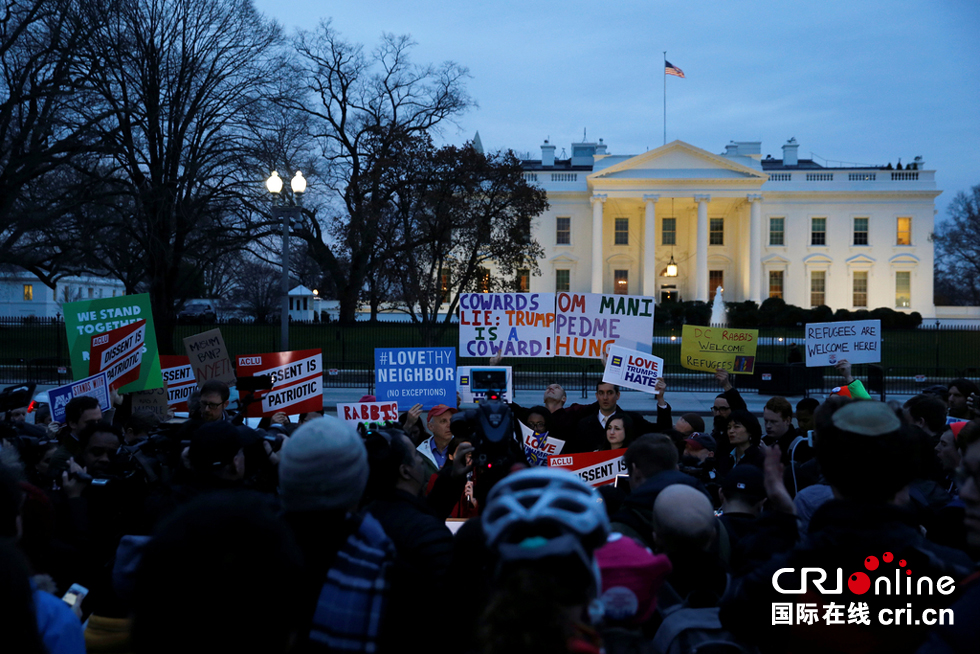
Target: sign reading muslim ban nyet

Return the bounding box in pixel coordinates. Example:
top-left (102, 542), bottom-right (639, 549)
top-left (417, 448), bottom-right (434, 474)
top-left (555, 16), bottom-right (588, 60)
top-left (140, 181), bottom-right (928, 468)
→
top-left (805, 319), bottom-right (881, 367)
top-left (458, 293), bottom-right (556, 357)
top-left (374, 347), bottom-right (455, 410)
top-left (555, 293), bottom-right (655, 359)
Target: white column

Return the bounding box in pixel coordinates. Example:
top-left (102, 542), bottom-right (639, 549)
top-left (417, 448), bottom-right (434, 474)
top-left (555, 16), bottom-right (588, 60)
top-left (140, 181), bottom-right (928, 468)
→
top-left (591, 194), bottom-right (606, 293)
top-left (694, 194), bottom-right (711, 302)
top-left (642, 194), bottom-right (659, 297)
top-left (748, 194), bottom-right (763, 302)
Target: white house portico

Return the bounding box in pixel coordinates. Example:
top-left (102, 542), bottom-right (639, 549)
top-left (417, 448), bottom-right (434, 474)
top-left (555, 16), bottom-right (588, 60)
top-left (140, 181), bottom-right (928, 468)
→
top-left (522, 137), bottom-right (939, 315)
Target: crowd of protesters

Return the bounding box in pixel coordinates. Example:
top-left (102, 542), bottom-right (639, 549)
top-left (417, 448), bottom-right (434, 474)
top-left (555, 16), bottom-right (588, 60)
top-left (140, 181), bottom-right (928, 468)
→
top-left (2, 361), bottom-right (980, 654)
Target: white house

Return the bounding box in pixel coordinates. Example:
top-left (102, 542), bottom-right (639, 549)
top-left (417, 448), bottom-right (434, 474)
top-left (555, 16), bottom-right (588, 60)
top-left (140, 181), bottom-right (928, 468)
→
top-left (522, 137), bottom-right (938, 315)
top-left (0, 267), bottom-right (127, 317)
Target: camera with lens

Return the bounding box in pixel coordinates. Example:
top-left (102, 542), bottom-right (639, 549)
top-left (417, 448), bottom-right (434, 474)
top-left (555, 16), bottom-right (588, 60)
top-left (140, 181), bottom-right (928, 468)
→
top-left (450, 390), bottom-right (524, 474)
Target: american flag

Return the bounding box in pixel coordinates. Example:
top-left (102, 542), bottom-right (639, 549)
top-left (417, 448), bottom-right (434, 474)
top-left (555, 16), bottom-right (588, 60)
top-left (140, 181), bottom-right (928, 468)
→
top-left (665, 61), bottom-right (685, 78)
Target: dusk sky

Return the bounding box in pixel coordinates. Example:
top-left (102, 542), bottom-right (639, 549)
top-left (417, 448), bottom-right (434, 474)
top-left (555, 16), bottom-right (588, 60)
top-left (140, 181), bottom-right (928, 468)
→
top-left (253, 0), bottom-right (980, 223)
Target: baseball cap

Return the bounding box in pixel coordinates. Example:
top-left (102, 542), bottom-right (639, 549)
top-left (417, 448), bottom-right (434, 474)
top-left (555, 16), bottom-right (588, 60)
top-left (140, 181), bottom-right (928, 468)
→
top-left (684, 432), bottom-right (717, 453)
top-left (721, 464), bottom-right (766, 504)
top-left (428, 404), bottom-right (458, 418)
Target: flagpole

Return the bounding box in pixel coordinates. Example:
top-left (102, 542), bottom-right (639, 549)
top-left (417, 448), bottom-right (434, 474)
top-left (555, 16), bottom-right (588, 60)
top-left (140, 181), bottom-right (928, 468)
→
top-left (663, 51), bottom-right (667, 146)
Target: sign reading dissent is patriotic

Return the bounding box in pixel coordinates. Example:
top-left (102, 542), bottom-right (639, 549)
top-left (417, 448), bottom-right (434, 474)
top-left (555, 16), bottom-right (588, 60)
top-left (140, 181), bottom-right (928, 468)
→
top-left (548, 450), bottom-right (627, 488)
top-left (160, 355), bottom-right (196, 411)
top-left (236, 349), bottom-right (323, 417)
top-left (89, 319), bottom-right (147, 390)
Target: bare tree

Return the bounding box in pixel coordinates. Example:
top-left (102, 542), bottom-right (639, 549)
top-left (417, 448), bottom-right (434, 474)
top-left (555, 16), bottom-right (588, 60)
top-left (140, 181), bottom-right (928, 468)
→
top-left (934, 184), bottom-right (980, 306)
top-left (283, 23), bottom-right (472, 323)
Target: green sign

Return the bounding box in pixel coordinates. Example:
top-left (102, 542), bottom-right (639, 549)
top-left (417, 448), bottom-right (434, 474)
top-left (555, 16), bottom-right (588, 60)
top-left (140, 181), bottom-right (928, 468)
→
top-left (63, 293), bottom-right (163, 393)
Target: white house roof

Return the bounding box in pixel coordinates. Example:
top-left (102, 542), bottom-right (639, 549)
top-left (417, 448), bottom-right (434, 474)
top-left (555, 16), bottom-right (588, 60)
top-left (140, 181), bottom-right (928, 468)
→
top-left (288, 285), bottom-right (315, 296)
top-left (589, 140), bottom-right (768, 183)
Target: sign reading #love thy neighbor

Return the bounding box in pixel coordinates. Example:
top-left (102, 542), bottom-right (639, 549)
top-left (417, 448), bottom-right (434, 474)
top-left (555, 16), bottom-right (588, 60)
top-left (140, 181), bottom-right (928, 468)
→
top-left (63, 293), bottom-right (162, 394)
top-left (374, 347), bottom-right (455, 410)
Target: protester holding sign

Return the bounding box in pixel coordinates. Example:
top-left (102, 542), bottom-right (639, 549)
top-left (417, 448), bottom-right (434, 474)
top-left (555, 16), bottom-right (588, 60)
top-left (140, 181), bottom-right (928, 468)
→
top-left (555, 292), bottom-right (654, 359)
top-left (804, 319), bottom-right (881, 367)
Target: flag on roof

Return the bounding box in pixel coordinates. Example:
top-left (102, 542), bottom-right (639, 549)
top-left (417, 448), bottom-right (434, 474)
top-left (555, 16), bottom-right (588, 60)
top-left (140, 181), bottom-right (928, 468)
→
top-left (665, 61), bottom-right (685, 78)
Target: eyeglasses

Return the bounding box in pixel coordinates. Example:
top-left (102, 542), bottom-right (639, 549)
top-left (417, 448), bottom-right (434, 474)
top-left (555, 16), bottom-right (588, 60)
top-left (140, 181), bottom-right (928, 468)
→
top-left (199, 401), bottom-right (225, 410)
top-left (527, 422), bottom-right (548, 431)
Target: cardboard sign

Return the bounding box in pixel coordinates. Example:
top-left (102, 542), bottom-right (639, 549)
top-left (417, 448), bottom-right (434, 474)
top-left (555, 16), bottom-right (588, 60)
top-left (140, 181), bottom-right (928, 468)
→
top-left (236, 349), bottom-right (323, 417)
top-left (805, 320), bottom-right (881, 367)
top-left (337, 401), bottom-right (400, 427)
top-left (63, 293), bottom-right (162, 393)
top-left (519, 421), bottom-right (566, 467)
top-left (89, 320), bottom-right (146, 390)
top-left (48, 372), bottom-right (111, 424)
top-left (555, 293), bottom-right (654, 359)
top-left (374, 347), bottom-right (456, 410)
top-left (680, 325), bottom-right (758, 375)
top-left (457, 366), bottom-right (513, 403)
top-left (458, 293), bottom-right (556, 357)
top-left (548, 449), bottom-right (627, 487)
top-left (160, 355), bottom-right (196, 411)
top-left (603, 345), bottom-right (663, 394)
top-left (183, 329), bottom-right (236, 387)
top-left (131, 387), bottom-right (170, 420)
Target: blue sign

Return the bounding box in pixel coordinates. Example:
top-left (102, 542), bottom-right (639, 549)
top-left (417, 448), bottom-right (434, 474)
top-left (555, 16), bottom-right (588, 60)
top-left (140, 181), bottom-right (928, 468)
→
top-left (48, 372), bottom-right (111, 423)
top-left (374, 347), bottom-right (456, 410)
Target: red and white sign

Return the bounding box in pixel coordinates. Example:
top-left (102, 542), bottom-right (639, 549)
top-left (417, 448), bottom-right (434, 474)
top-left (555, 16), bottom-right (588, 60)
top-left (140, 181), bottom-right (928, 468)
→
top-left (236, 349), bottom-right (323, 417)
top-left (89, 319), bottom-right (146, 390)
top-left (548, 449), bottom-right (626, 487)
top-left (160, 355), bottom-right (196, 411)
top-left (337, 401), bottom-right (399, 426)
top-left (519, 421), bottom-right (566, 466)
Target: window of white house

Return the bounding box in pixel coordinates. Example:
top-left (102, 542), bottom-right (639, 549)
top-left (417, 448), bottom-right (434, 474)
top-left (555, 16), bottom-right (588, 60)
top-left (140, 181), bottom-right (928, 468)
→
top-left (896, 271), bottom-right (911, 308)
top-left (897, 217), bottom-right (912, 245)
top-left (555, 269), bottom-right (570, 292)
top-left (23, 285), bottom-right (33, 301)
top-left (769, 217), bottom-right (784, 246)
top-left (517, 270), bottom-right (529, 292)
top-left (811, 218), bottom-right (826, 246)
top-left (614, 218), bottom-right (629, 246)
top-left (768, 271), bottom-right (783, 299)
top-left (556, 217), bottom-right (571, 245)
top-left (709, 218), bottom-right (724, 245)
top-left (709, 270), bottom-right (724, 299)
top-left (662, 217), bottom-right (676, 246)
top-left (614, 269), bottom-right (629, 295)
top-left (810, 270), bottom-right (826, 307)
top-left (853, 271), bottom-right (868, 307)
top-left (853, 217), bottom-right (869, 245)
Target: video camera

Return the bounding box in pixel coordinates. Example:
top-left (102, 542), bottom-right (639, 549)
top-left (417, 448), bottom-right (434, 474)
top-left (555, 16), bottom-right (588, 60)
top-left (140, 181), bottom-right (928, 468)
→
top-left (450, 389), bottom-right (524, 474)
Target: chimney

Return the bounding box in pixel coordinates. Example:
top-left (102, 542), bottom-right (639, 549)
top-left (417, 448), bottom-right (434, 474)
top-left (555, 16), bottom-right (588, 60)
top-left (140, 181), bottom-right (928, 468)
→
top-left (725, 142), bottom-right (739, 156)
top-left (541, 139), bottom-right (556, 167)
top-left (782, 138), bottom-right (799, 167)
top-left (595, 138), bottom-right (608, 155)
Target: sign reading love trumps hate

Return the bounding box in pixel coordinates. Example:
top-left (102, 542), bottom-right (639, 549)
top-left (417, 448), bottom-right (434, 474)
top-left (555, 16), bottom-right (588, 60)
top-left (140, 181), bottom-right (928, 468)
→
top-left (554, 293), bottom-right (654, 360)
top-left (374, 348), bottom-right (455, 410)
top-left (602, 345), bottom-right (663, 394)
top-left (458, 293), bottom-right (556, 357)
top-left (182, 329), bottom-right (236, 387)
top-left (63, 293), bottom-right (162, 394)
top-left (805, 319), bottom-right (881, 367)
top-left (89, 320), bottom-right (146, 390)
top-left (236, 349), bottom-right (323, 417)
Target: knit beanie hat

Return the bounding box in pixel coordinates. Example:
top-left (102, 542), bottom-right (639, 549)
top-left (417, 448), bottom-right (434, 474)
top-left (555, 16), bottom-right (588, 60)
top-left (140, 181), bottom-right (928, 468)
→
top-left (279, 415), bottom-right (368, 512)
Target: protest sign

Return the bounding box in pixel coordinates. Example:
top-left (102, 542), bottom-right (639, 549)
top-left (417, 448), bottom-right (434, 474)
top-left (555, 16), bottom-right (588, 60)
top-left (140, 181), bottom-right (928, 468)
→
top-left (337, 401), bottom-right (400, 427)
top-left (458, 293), bottom-right (556, 357)
top-left (89, 320), bottom-right (146, 390)
top-left (374, 347), bottom-right (456, 410)
top-left (548, 449), bottom-right (627, 487)
top-left (131, 387), bottom-right (170, 420)
top-left (602, 345), bottom-right (663, 394)
top-left (519, 421), bottom-right (566, 467)
top-left (183, 329), bottom-right (236, 387)
top-left (63, 293), bottom-right (162, 394)
top-left (805, 319), bottom-right (881, 367)
top-left (48, 372), bottom-right (110, 424)
top-left (236, 349), bottom-right (323, 417)
top-left (160, 355), bottom-right (196, 411)
top-left (457, 366), bottom-right (513, 403)
top-left (679, 325), bottom-right (758, 375)
top-left (554, 293), bottom-right (654, 359)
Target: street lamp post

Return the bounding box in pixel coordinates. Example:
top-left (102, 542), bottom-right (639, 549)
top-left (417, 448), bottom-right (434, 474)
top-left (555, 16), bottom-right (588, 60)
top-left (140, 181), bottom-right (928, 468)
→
top-left (266, 171), bottom-right (306, 351)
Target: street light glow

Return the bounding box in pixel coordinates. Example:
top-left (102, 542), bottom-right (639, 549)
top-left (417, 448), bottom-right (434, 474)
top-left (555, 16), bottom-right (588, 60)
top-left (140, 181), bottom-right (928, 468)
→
top-left (266, 171), bottom-right (283, 194)
top-left (291, 171), bottom-right (306, 194)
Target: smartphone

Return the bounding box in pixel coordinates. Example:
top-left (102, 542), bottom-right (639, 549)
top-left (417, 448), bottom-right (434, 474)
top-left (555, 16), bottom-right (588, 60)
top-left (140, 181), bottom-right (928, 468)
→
top-left (62, 583), bottom-right (89, 608)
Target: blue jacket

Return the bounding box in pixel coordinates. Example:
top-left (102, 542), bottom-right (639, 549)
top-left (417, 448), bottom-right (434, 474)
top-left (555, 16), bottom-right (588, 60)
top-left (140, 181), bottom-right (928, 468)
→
top-left (32, 585), bottom-right (85, 654)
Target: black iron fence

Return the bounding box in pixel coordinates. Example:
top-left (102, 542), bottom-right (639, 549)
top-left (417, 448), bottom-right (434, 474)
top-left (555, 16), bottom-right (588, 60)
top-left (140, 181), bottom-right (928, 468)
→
top-left (2, 317), bottom-right (978, 399)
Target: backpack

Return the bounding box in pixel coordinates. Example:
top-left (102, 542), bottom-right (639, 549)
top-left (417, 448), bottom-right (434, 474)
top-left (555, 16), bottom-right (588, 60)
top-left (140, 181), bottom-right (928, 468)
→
top-left (651, 580), bottom-right (757, 654)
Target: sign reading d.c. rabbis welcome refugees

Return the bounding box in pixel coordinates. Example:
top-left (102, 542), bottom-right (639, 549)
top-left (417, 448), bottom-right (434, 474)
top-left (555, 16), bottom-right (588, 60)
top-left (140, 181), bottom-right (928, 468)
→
top-left (374, 347), bottom-right (455, 410)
